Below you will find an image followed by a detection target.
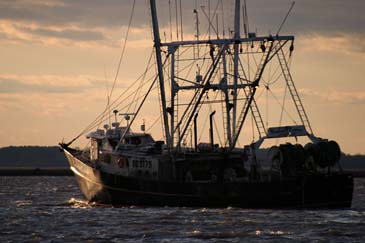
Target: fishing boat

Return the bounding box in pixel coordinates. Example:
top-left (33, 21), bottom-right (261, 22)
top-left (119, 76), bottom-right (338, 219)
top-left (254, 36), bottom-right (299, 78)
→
top-left (60, 0), bottom-right (353, 208)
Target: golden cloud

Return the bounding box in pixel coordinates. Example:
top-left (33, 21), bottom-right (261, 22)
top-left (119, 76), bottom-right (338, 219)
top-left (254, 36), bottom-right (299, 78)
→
top-left (298, 33), bottom-right (365, 57)
top-left (299, 88), bottom-right (365, 105)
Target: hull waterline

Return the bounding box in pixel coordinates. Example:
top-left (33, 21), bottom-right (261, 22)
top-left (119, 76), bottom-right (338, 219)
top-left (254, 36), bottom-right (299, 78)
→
top-left (64, 149), bottom-right (353, 208)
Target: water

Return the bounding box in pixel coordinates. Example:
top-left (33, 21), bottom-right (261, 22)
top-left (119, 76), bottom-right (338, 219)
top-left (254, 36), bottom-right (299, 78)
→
top-left (0, 177), bottom-right (364, 243)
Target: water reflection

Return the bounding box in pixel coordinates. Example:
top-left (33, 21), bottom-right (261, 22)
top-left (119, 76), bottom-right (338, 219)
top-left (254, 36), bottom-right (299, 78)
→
top-left (0, 176), bottom-right (364, 243)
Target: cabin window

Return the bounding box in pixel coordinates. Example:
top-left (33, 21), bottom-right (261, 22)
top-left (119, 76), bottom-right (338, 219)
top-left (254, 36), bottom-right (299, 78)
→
top-left (125, 134), bottom-right (154, 145)
top-left (131, 137), bottom-right (141, 145)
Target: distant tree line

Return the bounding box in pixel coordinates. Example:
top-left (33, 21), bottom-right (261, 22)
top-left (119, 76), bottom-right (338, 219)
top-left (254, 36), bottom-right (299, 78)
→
top-left (0, 146), bottom-right (68, 167)
top-left (340, 153), bottom-right (365, 170)
top-left (0, 146), bottom-right (363, 169)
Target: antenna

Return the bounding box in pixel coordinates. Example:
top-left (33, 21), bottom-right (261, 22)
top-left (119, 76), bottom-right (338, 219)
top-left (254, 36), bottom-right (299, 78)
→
top-left (193, 7), bottom-right (200, 59)
top-left (216, 14), bottom-right (219, 39)
top-left (193, 8), bottom-right (200, 40)
top-left (175, 0), bottom-right (179, 40)
top-left (113, 110), bottom-right (118, 123)
top-left (180, 0), bottom-right (183, 41)
top-left (242, 0), bottom-right (249, 38)
top-left (276, 1), bottom-right (295, 36)
top-left (119, 113), bottom-right (136, 127)
top-left (104, 65), bottom-right (111, 127)
top-left (169, 0), bottom-right (173, 41)
top-left (208, 0), bottom-right (211, 39)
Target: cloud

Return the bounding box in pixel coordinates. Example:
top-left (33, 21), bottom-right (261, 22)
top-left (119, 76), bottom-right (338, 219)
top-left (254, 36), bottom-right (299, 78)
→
top-left (0, 0), bottom-right (148, 28)
top-left (300, 88), bottom-right (365, 105)
top-left (0, 78), bottom-right (78, 93)
top-left (0, 92), bottom-right (97, 117)
top-left (246, 0), bottom-right (365, 35)
top-left (254, 86), bottom-right (365, 106)
top-left (0, 0), bottom-right (363, 36)
top-left (0, 0), bottom-right (362, 48)
top-left (18, 26), bottom-right (106, 42)
top-left (0, 20), bottom-right (120, 47)
top-left (0, 0), bottom-right (150, 47)
top-left (0, 74), bottom-right (116, 94)
top-left (298, 33), bottom-right (365, 56)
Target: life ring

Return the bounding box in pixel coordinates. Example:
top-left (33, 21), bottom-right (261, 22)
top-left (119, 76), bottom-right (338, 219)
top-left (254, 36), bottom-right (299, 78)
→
top-left (118, 157), bottom-right (127, 168)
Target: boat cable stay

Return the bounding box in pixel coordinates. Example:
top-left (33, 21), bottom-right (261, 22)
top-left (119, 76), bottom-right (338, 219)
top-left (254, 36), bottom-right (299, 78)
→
top-left (64, 0), bottom-right (139, 147)
top-left (108, 0), bottom-right (137, 101)
top-left (64, 52), bottom-right (156, 147)
top-left (60, 0), bottom-right (353, 208)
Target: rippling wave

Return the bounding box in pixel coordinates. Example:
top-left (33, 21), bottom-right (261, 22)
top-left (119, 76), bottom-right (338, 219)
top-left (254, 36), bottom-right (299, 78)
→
top-left (0, 176), bottom-right (364, 242)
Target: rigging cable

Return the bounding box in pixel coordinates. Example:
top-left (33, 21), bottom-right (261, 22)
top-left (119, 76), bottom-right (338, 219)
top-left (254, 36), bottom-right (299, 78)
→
top-left (279, 48), bottom-right (293, 126)
top-left (279, 84), bottom-right (288, 127)
top-left (103, 65), bottom-right (111, 127)
top-left (175, 0), bottom-right (179, 40)
top-left (180, 0), bottom-right (183, 40)
top-left (90, 56), bottom-right (170, 145)
top-left (146, 114), bottom-right (161, 133)
top-left (262, 48), bottom-right (293, 86)
top-left (169, 0), bottom-right (173, 41)
top-left (108, 0), bottom-right (136, 101)
top-left (200, 0), bottom-right (222, 39)
top-left (276, 1), bottom-right (295, 36)
top-left (221, 0), bottom-right (225, 38)
top-left (65, 0), bottom-right (137, 145)
top-left (115, 61), bottom-right (166, 151)
top-left (130, 52), bottom-right (154, 113)
top-left (267, 86), bottom-right (297, 125)
top-left (66, 53), bottom-right (155, 145)
top-left (208, 0), bottom-right (211, 39)
top-left (172, 48), bottom-right (210, 136)
top-left (83, 60), bottom-right (154, 129)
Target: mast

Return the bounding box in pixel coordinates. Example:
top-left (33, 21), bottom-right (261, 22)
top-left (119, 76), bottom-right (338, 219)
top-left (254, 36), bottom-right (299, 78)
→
top-left (170, 46), bottom-right (177, 147)
top-left (222, 52), bottom-right (232, 147)
top-left (150, 0), bottom-right (172, 150)
top-left (232, 0), bottom-right (240, 142)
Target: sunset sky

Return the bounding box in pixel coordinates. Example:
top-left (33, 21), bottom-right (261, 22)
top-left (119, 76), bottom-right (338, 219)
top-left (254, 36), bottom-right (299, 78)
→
top-left (0, 0), bottom-right (364, 154)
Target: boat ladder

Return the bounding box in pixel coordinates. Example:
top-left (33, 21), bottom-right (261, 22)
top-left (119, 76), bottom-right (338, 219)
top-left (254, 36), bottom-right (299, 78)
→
top-left (276, 48), bottom-right (313, 134)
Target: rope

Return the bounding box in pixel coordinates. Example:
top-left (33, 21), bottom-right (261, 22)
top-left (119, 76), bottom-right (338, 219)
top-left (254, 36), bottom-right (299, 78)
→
top-left (65, 0), bottom-right (138, 145)
top-left (115, 65), bottom-right (164, 151)
top-left (267, 86), bottom-right (297, 124)
top-left (79, 66), bottom-right (163, 142)
top-left (130, 52), bottom-right (154, 113)
top-left (146, 115), bottom-right (161, 132)
top-left (279, 85), bottom-right (288, 126)
top-left (109, 0), bottom-right (136, 101)
top-left (66, 52), bottom-right (155, 145)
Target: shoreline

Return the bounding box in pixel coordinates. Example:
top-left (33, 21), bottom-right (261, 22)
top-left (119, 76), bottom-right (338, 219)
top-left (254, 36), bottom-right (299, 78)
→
top-left (0, 167), bottom-right (72, 176)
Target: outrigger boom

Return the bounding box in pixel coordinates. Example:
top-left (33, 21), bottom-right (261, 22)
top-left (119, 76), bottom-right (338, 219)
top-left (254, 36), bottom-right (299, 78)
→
top-left (161, 35), bottom-right (294, 48)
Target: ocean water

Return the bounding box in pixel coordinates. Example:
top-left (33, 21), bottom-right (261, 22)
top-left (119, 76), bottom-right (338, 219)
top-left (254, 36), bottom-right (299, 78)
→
top-left (0, 176), bottom-right (364, 243)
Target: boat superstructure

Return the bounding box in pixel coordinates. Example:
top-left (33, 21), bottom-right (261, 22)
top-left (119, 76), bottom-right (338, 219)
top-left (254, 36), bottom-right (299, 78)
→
top-left (60, 0), bottom-right (353, 208)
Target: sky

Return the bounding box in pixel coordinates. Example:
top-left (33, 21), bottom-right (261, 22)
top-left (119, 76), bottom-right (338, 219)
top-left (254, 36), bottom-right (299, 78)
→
top-left (0, 0), bottom-right (364, 154)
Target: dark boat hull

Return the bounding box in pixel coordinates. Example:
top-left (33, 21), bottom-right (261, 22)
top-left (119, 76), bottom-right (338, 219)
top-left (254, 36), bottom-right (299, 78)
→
top-left (65, 149), bottom-right (353, 208)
